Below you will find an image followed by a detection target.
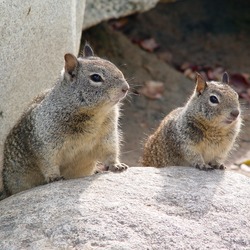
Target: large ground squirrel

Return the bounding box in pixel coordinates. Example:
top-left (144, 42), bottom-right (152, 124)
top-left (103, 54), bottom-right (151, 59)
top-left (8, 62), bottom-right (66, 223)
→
top-left (142, 72), bottom-right (241, 170)
top-left (0, 44), bottom-right (129, 199)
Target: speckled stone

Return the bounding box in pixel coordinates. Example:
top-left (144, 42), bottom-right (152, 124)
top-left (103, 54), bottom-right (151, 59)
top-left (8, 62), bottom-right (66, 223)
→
top-left (0, 167), bottom-right (249, 249)
top-left (83, 0), bottom-right (161, 29)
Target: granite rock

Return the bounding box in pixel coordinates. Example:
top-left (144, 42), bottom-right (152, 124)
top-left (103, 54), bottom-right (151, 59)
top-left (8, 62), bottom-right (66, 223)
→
top-left (0, 167), bottom-right (249, 249)
top-left (83, 0), bottom-right (161, 29)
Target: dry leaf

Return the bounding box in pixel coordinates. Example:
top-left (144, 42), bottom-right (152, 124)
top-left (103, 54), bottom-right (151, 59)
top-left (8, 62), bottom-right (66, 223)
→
top-left (228, 73), bottom-right (250, 103)
top-left (207, 67), bottom-right (224, 80)
top-left (175, 63), bottom-right (250, 103)
top-left (230, 73), bottom-right (250, 93)
top-left (138, 80), bottom-right (164, 100)
top-left (139, 38), bottom-right (160, 52)
top-left (240, 159), bottom-right (250, 166)
top-left (239, 93), bottom-right (250, 103)
top-left (184, 68), bottom-right (196, 80)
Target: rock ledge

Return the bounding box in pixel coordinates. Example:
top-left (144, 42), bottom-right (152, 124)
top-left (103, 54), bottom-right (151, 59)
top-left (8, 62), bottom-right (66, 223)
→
top-left (0, 167), bottom-right (249, 249)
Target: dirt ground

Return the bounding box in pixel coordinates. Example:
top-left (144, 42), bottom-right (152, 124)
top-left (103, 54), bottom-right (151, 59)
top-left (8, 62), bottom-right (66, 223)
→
top-left (82, 0), bottom-right (250, 177)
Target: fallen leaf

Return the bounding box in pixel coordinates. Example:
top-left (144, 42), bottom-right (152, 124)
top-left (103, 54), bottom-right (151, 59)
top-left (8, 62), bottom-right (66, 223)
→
top-left (239, 92), bottom-right (250, 103)
top-left (139, 38), bottom-right (160, 52)
top-left (230, 73), bottom-right (250, 93)
top-left (189, 64), bottom-right (200, 72)
top-left (207, 67), bottom-right (224, 80)
top-left (242, 73), bottom-right (250, 81)
top-left (138, 80), bottom-right (164, 100)
top-left (184, 68), bottom-right (196, 80)
top-left (240, 159), bottom-right (250, 166)
top-left (175, 63), bottom-right (250, 103)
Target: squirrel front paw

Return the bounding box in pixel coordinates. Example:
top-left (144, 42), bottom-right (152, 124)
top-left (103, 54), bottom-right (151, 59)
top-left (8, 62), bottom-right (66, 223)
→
top-left (46, 175), bottom-right (65, 183)
top-left (209, 163), bottom-right (226, 170)
top-left (106, 162), bottom-right (128, 173)
top-left (195, 164), bottom-right (214, 171)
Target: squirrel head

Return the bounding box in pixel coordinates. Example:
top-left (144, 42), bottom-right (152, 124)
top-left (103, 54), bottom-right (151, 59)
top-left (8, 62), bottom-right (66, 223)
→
top-left (61, 44), bottom-right (129, 110)
top-left (188, 72), bottom-right (240, 126)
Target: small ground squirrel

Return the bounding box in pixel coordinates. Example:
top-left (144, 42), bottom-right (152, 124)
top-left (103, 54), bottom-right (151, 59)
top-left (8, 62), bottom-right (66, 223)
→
top-left (0, 44), bottom-right (129, 199)
top-left (142, 72), bottom-right (241, 170)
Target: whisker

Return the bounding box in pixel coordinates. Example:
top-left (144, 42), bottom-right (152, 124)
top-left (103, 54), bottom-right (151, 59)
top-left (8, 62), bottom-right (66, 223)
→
top-left (129, 84), bottom-right (143, 88)
top-left (118, 63), bottom-right (128, 68)
top-left (125, 76), bottom-right (136, 81)
top-left (121, 149), bottom-right (141, 155)
top-left (125, 97), bottom-right (132, 104)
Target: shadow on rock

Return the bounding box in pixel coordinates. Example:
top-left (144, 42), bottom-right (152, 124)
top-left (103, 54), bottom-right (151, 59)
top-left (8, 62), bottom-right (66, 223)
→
top-left (155, 166), bottom-right (225, 219)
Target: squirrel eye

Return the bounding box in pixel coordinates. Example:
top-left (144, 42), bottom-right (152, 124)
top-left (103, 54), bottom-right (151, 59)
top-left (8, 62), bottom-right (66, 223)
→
top-left (210, 95), bottom-right (219, 104)
top-left (90, 74), bottom-right (102, 82)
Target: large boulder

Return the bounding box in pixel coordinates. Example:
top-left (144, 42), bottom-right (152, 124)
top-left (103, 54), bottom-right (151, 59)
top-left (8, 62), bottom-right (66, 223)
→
top-left (83, 0), bottom-right (160, 29)
top-left (0, 167), bottom-right (249, 249)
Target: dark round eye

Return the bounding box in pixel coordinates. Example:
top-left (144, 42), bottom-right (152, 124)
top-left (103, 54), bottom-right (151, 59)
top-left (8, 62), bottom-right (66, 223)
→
top-left (90, 74), bottom-right (102, 82)
top-left (210, 95), bottom-right (219, 104)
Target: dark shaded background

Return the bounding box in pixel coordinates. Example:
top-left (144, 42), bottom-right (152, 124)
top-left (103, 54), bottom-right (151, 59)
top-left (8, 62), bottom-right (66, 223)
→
top-left (82, 0), bottom-right (250, 175)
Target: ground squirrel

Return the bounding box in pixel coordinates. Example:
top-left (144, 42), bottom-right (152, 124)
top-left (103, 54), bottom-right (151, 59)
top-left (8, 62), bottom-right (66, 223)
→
top-left (0, 44), bottom-right (129, 199)
top-left (142, 72), bottom-right (241, 170)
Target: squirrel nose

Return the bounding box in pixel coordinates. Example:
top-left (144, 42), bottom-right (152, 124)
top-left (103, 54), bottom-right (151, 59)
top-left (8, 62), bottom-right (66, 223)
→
top-left (230, 109), bottom-right (239, 118)
top-left (122, 83), bottom-right (130, 93)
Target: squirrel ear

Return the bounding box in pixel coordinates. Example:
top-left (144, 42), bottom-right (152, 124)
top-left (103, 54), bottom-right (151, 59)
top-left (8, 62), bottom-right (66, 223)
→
top-left (221, 72), bottom-right (229, 84)
top-left (64, 53), bottom-right (78, 76)
top-left (195, 72), bottom-right (207, 95)
top-left (84, 43), bottom-right (94, 57)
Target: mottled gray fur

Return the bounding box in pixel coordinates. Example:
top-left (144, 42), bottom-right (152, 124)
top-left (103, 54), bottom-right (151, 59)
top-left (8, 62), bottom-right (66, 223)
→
top-left (0, 44), bottom-right (129, 200)
top-left (142, 73), bottom-right (241, 170)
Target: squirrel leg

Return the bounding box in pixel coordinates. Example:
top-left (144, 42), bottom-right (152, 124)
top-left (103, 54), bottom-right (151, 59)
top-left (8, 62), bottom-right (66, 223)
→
top-left (99, 133), bottom-right (128, 173)
top-left (106, 162), bottom-right (128, 173)
top-left (103, 149), bottom-right (128, 173)
top-left (184, 149), bottom-right (214, 171)
top-left (39, 160), bottom-right (64, 183)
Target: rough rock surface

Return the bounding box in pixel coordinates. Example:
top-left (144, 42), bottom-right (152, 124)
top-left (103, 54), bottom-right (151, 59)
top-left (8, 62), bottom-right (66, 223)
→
top-left (83, 0), bottom-right (160, 29)
top-left (0, 167), bottom-right (249, 249)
